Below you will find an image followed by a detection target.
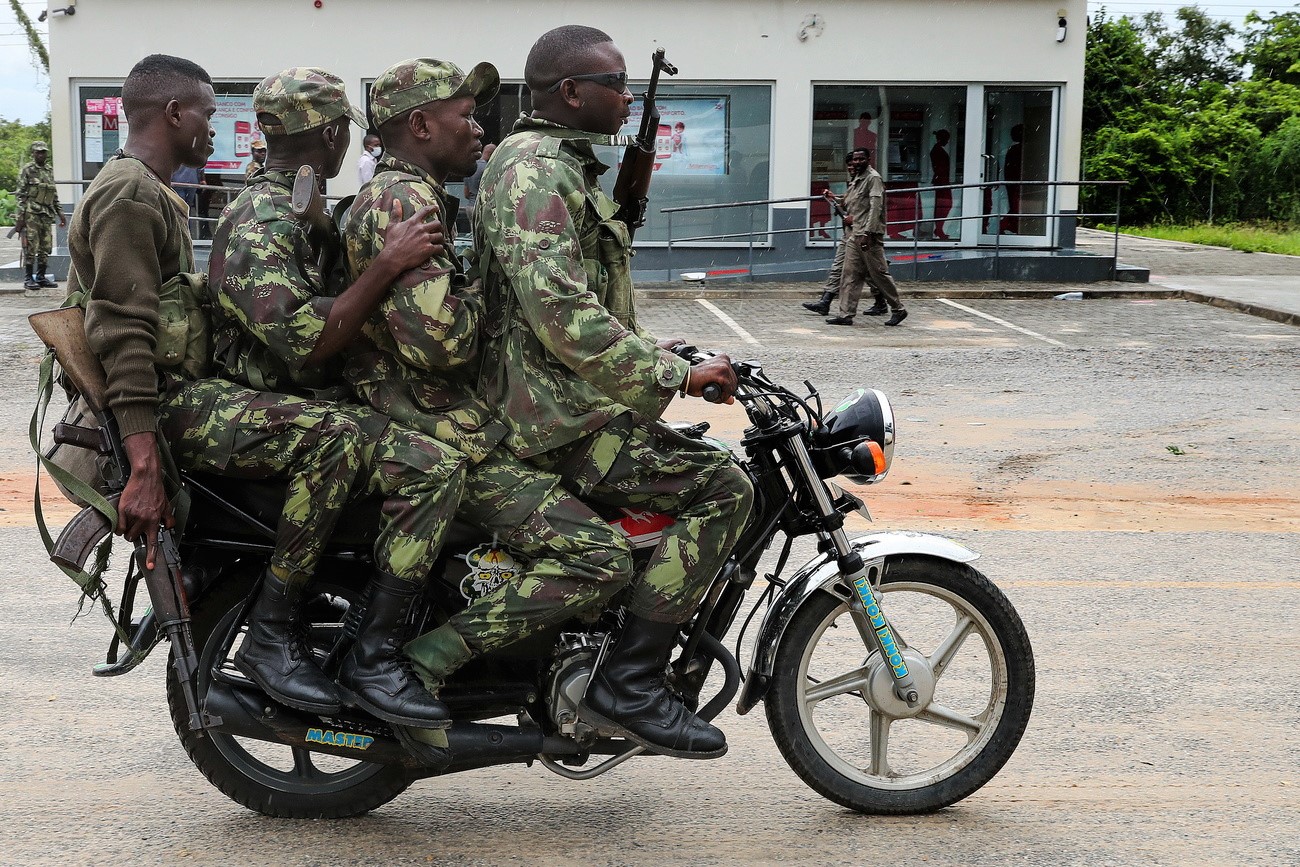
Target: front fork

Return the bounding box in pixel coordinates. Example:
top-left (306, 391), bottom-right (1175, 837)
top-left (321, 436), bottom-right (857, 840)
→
top-left (788, 438), bottom-right (921, 707)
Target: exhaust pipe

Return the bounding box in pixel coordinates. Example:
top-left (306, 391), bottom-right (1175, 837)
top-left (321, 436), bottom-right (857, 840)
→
top-left (204, 679), bottom-right (560, 773)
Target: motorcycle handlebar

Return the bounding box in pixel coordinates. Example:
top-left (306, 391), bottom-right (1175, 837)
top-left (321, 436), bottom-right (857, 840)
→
top-left (670, 344), bottom-right (739, 404)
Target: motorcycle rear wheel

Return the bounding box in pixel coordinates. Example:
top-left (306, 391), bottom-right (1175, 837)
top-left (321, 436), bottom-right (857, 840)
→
top-left (766, 555), bottom-right (1034, 814)
top-left (166, 577), bottom-right (413, 818)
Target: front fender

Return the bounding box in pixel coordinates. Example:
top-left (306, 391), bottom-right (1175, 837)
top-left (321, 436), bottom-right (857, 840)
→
top-left (735, 531), bottom-right (978, 715)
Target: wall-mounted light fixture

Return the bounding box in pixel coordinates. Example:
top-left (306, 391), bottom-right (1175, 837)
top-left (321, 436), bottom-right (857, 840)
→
top-left (38, 3), bottom-right (77, 21)
top-left (1056, 10), bottom-right (1068, 43)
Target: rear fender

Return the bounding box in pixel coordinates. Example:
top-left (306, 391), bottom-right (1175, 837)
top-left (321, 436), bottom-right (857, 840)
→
top-left (735, 531), bottom-right (978, 715)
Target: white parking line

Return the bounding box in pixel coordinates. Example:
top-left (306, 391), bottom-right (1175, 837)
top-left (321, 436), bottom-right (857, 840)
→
top-left (696, 298), bottom-right (762, 346)
top-left (936, 298), bottom-right (1067, 347)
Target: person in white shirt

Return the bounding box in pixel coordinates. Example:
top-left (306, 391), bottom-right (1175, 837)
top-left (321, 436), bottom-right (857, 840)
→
top-left (357, 133), bottom-right (382, 185)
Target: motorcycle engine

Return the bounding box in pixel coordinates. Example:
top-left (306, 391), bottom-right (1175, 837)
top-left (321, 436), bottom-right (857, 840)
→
top-left (546, 633), bottom-right (603, 737)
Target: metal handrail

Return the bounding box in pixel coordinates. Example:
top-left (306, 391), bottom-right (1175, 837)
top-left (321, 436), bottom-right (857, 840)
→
top-left (660, 179), bottom-right (1129, 282)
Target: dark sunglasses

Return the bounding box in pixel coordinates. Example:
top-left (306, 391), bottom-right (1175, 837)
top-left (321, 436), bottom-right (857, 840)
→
top-left (546, 71), bottom-right (630, 93)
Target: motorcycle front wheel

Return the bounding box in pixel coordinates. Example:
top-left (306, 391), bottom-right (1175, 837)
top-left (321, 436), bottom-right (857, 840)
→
top-left (766, 554), bottom-right (1034, 814)
top-left (166, 576), bottom-right (412, 819)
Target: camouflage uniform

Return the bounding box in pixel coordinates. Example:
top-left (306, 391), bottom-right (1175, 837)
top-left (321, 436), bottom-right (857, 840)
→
top-left (474, 116), bottom-right (754, 625)
top-left (344, 60), bottom-right (632, 674)
top-left (207, 69), bottom-right (466, 588)
top-left (17, 142), bottom-right (60, 283)
top-left (244, 139), bottom-right (267, 186)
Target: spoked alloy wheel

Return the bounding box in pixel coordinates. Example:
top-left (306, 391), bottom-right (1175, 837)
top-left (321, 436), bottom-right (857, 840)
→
top-left (167, 581), bottom-right (411, 818)
top-left (766, 555), bottom-right (1034, 814)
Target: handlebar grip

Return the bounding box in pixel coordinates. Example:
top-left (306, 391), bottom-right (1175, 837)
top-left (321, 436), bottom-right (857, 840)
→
top-left (701, 383), bottom-right (722, 403)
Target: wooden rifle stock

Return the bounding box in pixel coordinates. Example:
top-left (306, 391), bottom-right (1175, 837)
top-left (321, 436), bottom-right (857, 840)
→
top-left (29, 307), bottom-right (110, 417)
top-left (612, 48), bottom-right (678, 242)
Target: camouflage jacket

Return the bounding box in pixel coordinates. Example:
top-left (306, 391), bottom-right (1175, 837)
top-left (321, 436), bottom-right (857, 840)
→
top-left (342, 154), bottom-right (506, 464)
top-left (473, 116), bottom-right (689, 458)
top-left (17, 161), bottom-right (60, 220)
top-left (208, 169), bottom-right (347, 395)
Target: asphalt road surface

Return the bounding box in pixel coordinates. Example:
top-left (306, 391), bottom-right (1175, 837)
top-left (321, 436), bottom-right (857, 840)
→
top-left (1, 289), bottom-right (1296, 866)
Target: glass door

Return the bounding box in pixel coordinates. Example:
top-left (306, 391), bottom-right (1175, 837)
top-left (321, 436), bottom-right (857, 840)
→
top-left (979, 89), bottom-right (1057, 246)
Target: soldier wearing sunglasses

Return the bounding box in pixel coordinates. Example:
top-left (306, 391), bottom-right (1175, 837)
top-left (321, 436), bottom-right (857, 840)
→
top-left (473, 25), bottom-right (754, 760)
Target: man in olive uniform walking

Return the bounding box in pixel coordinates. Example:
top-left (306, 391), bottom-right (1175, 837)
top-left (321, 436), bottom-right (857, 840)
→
top-left (17, 141), bottom-right (65, 289)
top-left (209, 67), bottom-right (468, 730)
top-left (341, 58), bottom-right (635, 750)
top-left (475, 25), bottom-right (754, 760)
top-left (825, 147), bottom-right (907, 327)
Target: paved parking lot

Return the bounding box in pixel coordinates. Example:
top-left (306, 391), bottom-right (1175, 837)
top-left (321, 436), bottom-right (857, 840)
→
top-left (1, 266), bottom-right (1297, 863)
top-left (637, 294), bottom-right (1300, 351)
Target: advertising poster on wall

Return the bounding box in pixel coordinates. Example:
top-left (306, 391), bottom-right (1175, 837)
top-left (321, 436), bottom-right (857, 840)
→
top-left (621, 96), bottom-right (729, 176)
top-left (206, 94), bottom-right (258, 174)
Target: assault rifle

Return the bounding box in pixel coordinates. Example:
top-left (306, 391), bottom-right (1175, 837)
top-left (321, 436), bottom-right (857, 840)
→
top-left (28, 306), bottom-right (216, 732)
top-left (611, 48), bottom-right (678, 243)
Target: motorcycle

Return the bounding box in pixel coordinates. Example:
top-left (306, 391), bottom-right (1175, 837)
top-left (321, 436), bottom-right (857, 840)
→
top-left (37, 324), bottom-right (1034, 819)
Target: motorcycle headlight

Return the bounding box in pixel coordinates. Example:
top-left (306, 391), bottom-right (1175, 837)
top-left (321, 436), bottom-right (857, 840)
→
top-left (811, 388), bottom-right (895, 484)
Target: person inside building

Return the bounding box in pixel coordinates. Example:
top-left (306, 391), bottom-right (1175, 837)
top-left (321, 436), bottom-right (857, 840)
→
top-left (823, 147), bottom-right (908, 327)
top-left (208, 66), bottom-right (469, 730)
top-left (341, 57), bottom-right (636, 761)
top-left (16, 141), bottom-right (65, 290)
top-left (474, 24), bottom-right (755, 760)
top-left (357, 132), bottom-right (382, 185)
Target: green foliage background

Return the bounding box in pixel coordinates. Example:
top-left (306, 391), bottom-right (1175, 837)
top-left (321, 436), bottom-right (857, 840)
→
top-left (1, 115), bottom-right (53, 224)
top-left (1086, 7), bottom-right (1300, 226)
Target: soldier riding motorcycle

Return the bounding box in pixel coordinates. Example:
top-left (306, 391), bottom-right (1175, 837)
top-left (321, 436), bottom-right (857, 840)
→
top-left (32, 309), bottom-right (1035, 818)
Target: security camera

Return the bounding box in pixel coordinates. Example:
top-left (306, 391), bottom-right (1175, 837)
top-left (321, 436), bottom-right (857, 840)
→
top-left (1056, 17), bottom-right (1067, 43)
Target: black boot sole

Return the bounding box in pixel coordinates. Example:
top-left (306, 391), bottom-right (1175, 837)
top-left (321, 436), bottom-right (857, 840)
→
top-left (232, 655), bottom-right (343, 716)
top-left (577, 703), bottom-right (729, 760)
top-left (339, 686), bottom-right (453, 730)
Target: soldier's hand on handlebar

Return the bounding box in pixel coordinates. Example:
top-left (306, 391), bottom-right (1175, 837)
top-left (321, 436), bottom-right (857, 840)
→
top-left (379, 200), bottom-right (445, 272)
top-left (687, 355), bottom-right (739, 404)
top-left (656, 337), bottom-right (686, 351)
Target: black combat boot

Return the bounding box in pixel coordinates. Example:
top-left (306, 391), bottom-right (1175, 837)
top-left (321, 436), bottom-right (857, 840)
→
top-left (885, 309), bottom-right (909, 326)
top-left (863, 302), bottom-right (888, 316)
top-left (233, 570), bottom-right (343, 715)
top-left (337, 572), bottom-right (452, 729)
top-left (580, 614), bottom-right (727, 759)
top-left (23, 262), bottom-right (38, 291)
top-left (826, 315), bottom-right (854, 326)
top-left (36, 258), bottom-right (57, 288)
top-left (801, 289), bottom-right (836, 316)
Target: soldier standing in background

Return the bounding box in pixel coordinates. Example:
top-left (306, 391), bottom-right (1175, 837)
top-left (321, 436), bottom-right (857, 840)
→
top-left (17, 141), bottom-right (65, 289)
top-left (208, 67), bottom-right (467, 730)
top-left (342, 58), bottom-right (635, 760)
top-left (243, 138), bottom-right (267, 185)
top-left (475, 25), bottom-right (754, 760)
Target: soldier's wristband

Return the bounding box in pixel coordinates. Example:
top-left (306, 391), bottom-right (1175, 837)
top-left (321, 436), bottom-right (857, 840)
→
top-left (679, 368), bottom-right (691, 397)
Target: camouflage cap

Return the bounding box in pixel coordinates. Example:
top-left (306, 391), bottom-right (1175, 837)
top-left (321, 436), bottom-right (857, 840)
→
top-left (31, 140), bottom-right (49, 152)
top-left (254, 67), bottom-right (367, 136)
top-left (369, 59), bottom-right (499, 128)
top-left (250, 138), bottom-right (266, 149)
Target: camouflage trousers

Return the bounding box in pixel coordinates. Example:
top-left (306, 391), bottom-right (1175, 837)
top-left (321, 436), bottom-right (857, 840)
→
top-left (532, 420), bottom-right (755, 625)
top-left (22, 217), bottom-right (53, 267)
top-left (402, 449), bottom-right (633, 682)
top-left (159, 378), bottom-right (465, 587)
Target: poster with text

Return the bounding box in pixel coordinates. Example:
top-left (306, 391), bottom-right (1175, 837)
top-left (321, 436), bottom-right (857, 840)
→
top-left (206, 94), bottom-right (258, 173)
top-left (621, 97), bottom-right (728, 176)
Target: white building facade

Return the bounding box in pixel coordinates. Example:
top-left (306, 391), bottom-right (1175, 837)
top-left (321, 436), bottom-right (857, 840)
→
top-left (46, 0), bottom-right (1086, 269)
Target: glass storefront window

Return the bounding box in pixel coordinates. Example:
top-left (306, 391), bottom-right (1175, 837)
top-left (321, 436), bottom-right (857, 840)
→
top-left (477, 83), bottom-right (772, 246)
top-left (75, 81), bottom-right (257, 181)
top-left (811, 85), bottom-right (966, 243)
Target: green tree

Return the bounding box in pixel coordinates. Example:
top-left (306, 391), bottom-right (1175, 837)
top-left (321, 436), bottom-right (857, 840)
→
top-left (1, 116), bottom-right (53, 192)
top-left (1083, 12), bottom-right (1160, 138)
top-left (1139, 7), bottom-right (1241, 89)
top-left (1242, 11), bottom-right (1300, 86)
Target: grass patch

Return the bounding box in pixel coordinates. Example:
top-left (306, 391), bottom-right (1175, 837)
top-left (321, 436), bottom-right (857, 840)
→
top-left (1113, 223), bottom-right (1300, 256)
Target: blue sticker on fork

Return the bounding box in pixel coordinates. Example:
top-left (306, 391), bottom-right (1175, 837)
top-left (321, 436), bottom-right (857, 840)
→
top-left (853, 576), bottom-right (909, 678)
